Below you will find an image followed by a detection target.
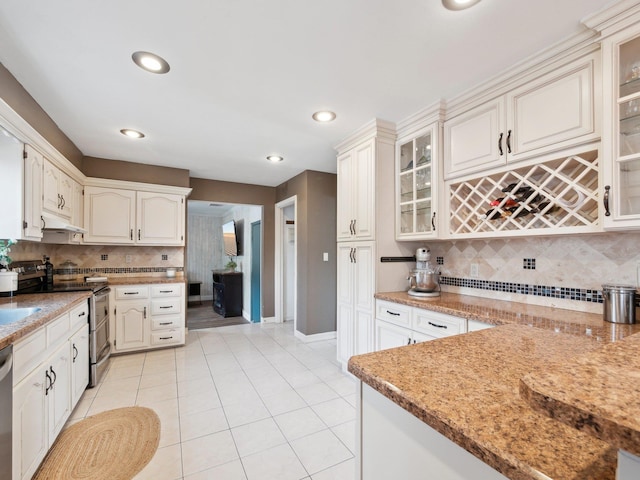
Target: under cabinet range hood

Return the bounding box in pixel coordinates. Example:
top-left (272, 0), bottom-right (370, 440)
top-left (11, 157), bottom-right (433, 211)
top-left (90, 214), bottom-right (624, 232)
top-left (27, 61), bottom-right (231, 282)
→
top-left (41, 213), bottom-right (86, 234)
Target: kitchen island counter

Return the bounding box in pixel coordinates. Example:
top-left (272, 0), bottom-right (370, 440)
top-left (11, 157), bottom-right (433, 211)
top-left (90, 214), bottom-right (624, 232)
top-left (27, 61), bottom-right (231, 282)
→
top-left (348, 323), bottom-right (620, 480)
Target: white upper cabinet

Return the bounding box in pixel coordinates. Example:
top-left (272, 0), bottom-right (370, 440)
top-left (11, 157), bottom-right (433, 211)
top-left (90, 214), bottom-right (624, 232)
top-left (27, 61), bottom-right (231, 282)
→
top-left (337, 139), bottom-right (375, 241)
top-left (23, 145), bottom-right (44, 240)
top-left (137, 192), bottom-right (184, 245)
top-left (83, 183), bottom-right (187, 245)
top-left (43, 159), bottom-right (75, 220)
top-left (396, 122), bottom-right (440, 240)
top-left (444, 54), bottom-right (598, 179)
top-left (601, 22), bottom-right (640, 229)
top-left (83, 186), bottom-right (136, 244)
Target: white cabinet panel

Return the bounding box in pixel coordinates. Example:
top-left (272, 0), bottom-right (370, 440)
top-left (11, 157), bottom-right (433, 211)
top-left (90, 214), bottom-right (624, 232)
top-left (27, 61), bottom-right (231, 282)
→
top-left (23, 145), bottom-right (44, 240)
top-left (375, 320), bottom-right (412, 351)
top-left (47, 342), bottom-right (71, 442)
top-left (114, 301), bottom-right (149, 352)
top-left (70, 324), bottom-right (89, 407)
top-left (83, 186), bottom-right (136, 244)
top-left (137, 191), bottom-right (184, 245)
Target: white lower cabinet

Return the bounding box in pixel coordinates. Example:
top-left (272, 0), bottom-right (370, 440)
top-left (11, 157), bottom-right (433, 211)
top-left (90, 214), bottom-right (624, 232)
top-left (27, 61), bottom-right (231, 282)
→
top-left (336, 242), bottom-right (375, 367)
top-left (374, 300), bottom-right (466, 351)
top-left (113, 283), bottom-right (185, 353)
top-left (12, 301), bottom-right (90, 480)
top-left (360, 383), bottom-right (509, 480)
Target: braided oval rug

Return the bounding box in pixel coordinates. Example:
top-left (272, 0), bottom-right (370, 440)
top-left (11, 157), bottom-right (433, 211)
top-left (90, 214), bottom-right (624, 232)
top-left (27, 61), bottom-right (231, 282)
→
top-left (33, 406), bottom-right (160, 480)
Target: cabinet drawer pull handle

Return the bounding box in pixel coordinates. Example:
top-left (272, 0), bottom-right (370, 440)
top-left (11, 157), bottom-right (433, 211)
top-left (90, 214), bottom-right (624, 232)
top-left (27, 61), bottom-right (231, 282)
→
top-left (138, 229), bottom-right (141, 240)
top-left (407, 337), bottom-right (412, 345)
top-left (506, 129), bottom-right (512, 154)
top-left (386, 310), bottom-right (400, 316)
top-left (57, 193), bottom-right (62, 209)
top-left (130, 229), bottom-right (133, 240)
top-left (159, 306), bottom-right (173, 309)
top-left (498, 132), bottom-right (503, 156)
top-left (159, 336), bottom-right (173, 340)
top-left (160, 290), bottom-right (173, 293)
top-left (159, 322), bottom-right (172, 325)
top-left (431, 212), bottom-right (436, 230)
top-left (124, 292), bottom-right (139, 295)
top-left (50, 366), bottom-right (57, 387)
top-left (73, 344), bottom-right (78, 362)
top-left (353, 219), bottom-right (356, 234)
top-left (604, 185), bottom-right (611, 217)
top-left (78, 311), bottom-right (86, 317)
top-left (428, 321), bottom-right (447, 329)
top-left (143, 307), bottom-right (147, 319)
top-left (349, 219), bottom-right (354, 235)
top-left (60, 195), bottom-right (65, 209)
top-left (41, 215), bottom-right (45, 229)
top-left (45, 371), bottom-right (51, 395)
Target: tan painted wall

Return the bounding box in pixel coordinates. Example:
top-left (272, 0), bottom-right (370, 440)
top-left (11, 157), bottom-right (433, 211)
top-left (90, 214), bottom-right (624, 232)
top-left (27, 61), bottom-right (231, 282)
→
top-left (83, 156), bottom-right (190, 187)
top-left (0, 62), bottom-right (83, 168)
top-left (276, 170), bottom-right (337, 336)
top-left (189, 177), bottom-right (277, 318)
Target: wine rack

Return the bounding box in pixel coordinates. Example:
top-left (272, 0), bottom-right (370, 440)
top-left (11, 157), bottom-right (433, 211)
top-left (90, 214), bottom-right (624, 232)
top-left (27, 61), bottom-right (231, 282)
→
top-left (448, 151), bottom-right (600, 237)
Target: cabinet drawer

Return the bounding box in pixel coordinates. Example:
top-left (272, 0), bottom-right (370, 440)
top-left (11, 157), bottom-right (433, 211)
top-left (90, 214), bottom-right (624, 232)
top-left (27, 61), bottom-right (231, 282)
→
top-left (151, 298), bottom-right (182, 316)
top-left (151, 284), bottom-right (182, 297)
top-left (115, 286), bottom-right (149, 300)
top-left (47, 312), bottom-right (71, 347)
top-left (13, 328), bottom-right (46, 384)
top-left (150, 329), bottom-right (183, 346)
top-left (151, 315), bottom-right (182, 331)
top-left (69, 301), bottom-right (89, 331)
top-left (376, 300), bottom-right (411, 328)
top-left (412, 310), bottom-right (465, 338)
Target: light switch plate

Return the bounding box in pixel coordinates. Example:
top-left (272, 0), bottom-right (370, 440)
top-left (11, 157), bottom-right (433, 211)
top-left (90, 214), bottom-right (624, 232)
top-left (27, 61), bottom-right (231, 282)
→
top-left (470, 263), bottom-right (479, 278)
top-left (323, 252), bottom-right (329, 262)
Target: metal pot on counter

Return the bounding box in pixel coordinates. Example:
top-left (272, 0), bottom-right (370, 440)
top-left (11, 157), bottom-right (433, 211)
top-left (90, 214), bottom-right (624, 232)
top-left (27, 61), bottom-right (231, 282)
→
top-left (602, 284), bottom-right (639, 324)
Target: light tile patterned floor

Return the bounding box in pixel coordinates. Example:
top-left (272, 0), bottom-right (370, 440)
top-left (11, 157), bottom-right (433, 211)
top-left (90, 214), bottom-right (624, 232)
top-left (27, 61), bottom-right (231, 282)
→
top-left (68, 322), bottom-right (357, 480)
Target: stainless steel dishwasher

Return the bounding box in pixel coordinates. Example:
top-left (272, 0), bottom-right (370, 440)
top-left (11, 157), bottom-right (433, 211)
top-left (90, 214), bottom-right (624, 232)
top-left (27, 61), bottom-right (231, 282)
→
top-left (0, 344), bottom-right (12, 480)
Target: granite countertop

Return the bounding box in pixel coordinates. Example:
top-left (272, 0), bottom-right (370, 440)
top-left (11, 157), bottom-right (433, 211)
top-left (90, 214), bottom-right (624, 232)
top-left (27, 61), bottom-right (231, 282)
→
top-left (521, 332), bottom-right (640, 457)
top-left (107, 275), bottom-right (187, 285)
top-left (0, 292), bottom-right (91, 350)
top-left (375, 291), bottom-right (640, 342)
top-left (348, 324), bottom-right (618, 480)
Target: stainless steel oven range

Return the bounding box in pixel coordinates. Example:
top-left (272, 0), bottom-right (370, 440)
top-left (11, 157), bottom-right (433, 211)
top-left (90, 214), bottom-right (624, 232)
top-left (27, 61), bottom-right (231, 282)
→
top-left (11, 259), bottom-right (111, 387)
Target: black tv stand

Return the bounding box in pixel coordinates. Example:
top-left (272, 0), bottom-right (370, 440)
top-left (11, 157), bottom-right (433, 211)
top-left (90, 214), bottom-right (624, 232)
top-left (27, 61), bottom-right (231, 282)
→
top-left (212, 271), bottom-right (243, 317)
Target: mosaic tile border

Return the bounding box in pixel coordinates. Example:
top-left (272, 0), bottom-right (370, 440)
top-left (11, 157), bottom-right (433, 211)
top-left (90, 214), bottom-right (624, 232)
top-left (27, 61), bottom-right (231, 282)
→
top-left (440, 276), bottom-right (604, 304)
top-left (54, 267), bottom-right (184, 275)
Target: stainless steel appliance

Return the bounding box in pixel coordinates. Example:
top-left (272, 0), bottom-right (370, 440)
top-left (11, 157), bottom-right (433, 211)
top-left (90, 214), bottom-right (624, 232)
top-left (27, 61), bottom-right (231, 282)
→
top-left (0, 344), bottom-right (12, 480)
top-left (408, 247), bottom-right (440, 298)
top-left (11, 259), bottom-right (111, 387)
top-left (89, 287), bottom-right (110, 387)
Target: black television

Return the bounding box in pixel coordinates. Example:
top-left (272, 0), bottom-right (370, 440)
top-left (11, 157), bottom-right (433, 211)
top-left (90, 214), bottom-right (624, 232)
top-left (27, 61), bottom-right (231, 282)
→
top-left (222, 219), bottom-right (243, 256)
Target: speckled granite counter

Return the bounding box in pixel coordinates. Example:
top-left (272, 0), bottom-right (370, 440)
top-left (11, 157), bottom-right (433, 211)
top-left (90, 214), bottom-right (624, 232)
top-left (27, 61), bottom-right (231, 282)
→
top-left (521, 332), bottom-right (640, 457)
top-left (375, 291), bottom-right (640, 342)
top-left (106, 275), bottom-right (187, 285)
top-left (348, 324), bottom-right (618, 480)
top-left (0, 292), bottom-right (91, 350)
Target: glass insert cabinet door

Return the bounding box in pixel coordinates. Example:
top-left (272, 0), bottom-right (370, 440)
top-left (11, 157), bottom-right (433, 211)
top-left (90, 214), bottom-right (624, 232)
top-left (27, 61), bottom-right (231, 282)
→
top-left (396, 124), bottom-right (438, 239)
top-left (614, 32), bottom-right (640, 220)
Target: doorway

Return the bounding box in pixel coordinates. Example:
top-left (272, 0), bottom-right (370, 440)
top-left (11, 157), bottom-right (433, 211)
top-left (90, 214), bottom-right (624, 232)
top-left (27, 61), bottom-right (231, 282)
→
top-left (250, 221), bottom-right (261, 322)
top-left (275, 196), bottom-right (297, 329)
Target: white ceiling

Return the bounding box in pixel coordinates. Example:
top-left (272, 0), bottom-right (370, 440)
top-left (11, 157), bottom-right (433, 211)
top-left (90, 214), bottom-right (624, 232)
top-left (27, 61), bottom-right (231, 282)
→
top-left (0, 0), bottom-right (615, 187)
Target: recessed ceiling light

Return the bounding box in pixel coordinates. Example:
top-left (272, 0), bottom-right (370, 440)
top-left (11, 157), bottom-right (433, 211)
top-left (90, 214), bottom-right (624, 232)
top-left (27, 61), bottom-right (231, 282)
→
top-left (132, 51), bottom-right (170, 74)
top-left (441, 0), bottom-right (481, 11)
top-left (312, 111), bottom-right (337, 122)
top-left (266, 155), bottom-right (284, 163)
top-left (120, 129), bottom-right (145, 139)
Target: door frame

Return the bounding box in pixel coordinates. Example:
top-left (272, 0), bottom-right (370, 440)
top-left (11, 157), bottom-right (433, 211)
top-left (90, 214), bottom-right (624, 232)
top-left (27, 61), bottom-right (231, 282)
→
top-left (274, 196), bottom-right (297, 328)
top-left (250, 220), bottom-right (261, 322)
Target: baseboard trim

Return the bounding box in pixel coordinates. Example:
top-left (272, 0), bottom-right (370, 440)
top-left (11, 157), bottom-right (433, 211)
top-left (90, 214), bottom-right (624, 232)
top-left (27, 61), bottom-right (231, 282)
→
top-left (262, 316), bottom-right (277, 323)
top-left (294, 330), bottom-right (337, 343)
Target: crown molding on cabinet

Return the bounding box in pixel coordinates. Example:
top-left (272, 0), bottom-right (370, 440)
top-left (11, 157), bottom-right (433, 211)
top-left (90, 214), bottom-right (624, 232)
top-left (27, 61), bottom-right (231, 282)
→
top-left (333, 118), bottom-right (396, 153)
top-left (443, 30), bottom-right (600, 121)
top-left (395, 99), bottom-right (446, 138)
top-left (582, 0), bottom-right (640, 36)
top-left (0, 97), bottom-right (85, 184)
top-left (84, 176), bottom-right (192, 197)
